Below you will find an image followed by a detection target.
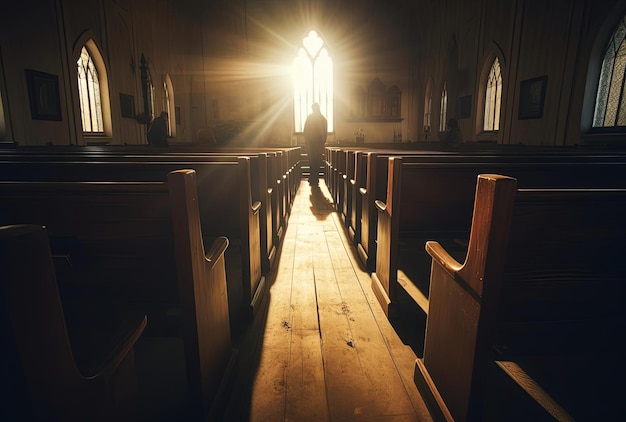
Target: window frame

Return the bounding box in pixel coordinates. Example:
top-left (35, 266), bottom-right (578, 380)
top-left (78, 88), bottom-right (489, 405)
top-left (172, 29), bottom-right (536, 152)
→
top-left (77, 46), bottom-right (104, 134)
top-left (163, 73), bottom-right (176, 138)
top-left (424, 77), bottom-right (433, 138)
top-left (292, 29), bottom-right (334, 134)
top-left (439, 81), bottom-right (448, 132)
top-left (73, 36), bottom-right (112, 141)
top-left (475, 50), bottom-right (505, 143)
top-left (483, 57), bottom-right (502, 132)
top-left (580, 4), bottom-right (626, 145)
top-left (591, 14), bottom-right (626, 132)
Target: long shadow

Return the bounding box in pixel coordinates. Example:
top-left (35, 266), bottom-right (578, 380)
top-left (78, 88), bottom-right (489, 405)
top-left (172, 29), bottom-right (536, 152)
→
top-left (388, 287), bottom-right (427, 358)
top-left (308, 184), bottom-right (335, 220)
top-left (221, 181), bottom-right (309, 421)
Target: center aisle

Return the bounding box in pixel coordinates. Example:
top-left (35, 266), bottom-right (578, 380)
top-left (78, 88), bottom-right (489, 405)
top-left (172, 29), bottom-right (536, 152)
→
top-left (223, 180), bottom-right (433, 421)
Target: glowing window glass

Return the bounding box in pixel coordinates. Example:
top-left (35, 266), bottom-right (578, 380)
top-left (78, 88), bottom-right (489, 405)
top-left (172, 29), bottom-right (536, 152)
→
top-left (77, 46), bottom-right (104, 133)
top-left (483, 57), bottom-right (502, 131)
top-left (292, 30), bottom-right (333, 133)
top-left (440, 82), bottom-right (448, 132)
top-left (424, 80), bottom-right (432, 133)
top-left (593, 15), bottom-right (626, 128)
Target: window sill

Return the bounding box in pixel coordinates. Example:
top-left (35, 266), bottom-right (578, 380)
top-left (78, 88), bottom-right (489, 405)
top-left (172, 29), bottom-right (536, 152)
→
top-left (84, 134), bottom-right (111, 146)
top-left (475, 130), bottom-right (499, 143)
top-left (580, 132), bottom-right (626, 148)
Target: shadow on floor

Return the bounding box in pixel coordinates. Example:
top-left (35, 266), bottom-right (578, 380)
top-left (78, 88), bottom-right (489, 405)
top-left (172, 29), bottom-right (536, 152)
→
top-left (388, 286), bottom-right (427, 358)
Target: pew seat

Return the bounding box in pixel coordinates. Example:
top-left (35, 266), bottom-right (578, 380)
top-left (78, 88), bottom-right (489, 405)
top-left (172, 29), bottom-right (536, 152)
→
top-left (371, 154), bottom-right (626, 318)
top-left (0, 157), bottom-right (265, 329)
top-left (414, 174), bottom-right (626, 421)
top-left (0, 224), bottom-right (147, 421)
top-left (0, 170), bottom-right (238, 420)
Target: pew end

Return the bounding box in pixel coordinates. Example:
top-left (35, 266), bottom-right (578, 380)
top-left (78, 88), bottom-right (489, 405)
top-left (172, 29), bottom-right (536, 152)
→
top-left (0, 224), bottom-right (147, 421)
top-left (415, 174), bottom-right (626, 420)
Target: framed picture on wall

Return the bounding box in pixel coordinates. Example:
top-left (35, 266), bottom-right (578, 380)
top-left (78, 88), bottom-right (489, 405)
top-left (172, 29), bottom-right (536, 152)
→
top-left (25, 69), bottom-right (62, 121)
top-left (519, 76), bottom-right (547, 120)
top-left (119, 93), bottom-right (135, 118)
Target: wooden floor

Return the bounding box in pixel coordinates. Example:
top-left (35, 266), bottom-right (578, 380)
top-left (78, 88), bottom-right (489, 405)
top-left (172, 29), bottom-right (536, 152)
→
top-left (222, 179), bottom-right (433, 421)
top-left (134, 179), bottom-right (433, 421)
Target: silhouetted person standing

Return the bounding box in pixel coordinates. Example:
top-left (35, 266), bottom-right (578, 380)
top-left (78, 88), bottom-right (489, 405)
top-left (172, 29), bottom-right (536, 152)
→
top-left (303, 103), bottom-right (327, 187)
top-left (147, 111), bottom-right (169, 147)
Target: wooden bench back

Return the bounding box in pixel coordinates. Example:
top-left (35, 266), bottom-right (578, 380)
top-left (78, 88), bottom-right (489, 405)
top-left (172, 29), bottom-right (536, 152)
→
top-left (0, 180), bottom-right (180, 304)
top-left (0, 170), bottom-right (236, 419)
top-left (370, 155), bottom-right (626, 316)
top-left (497, 188), bottom-right (626, 355)
top-left (0, 157), bottom-right (264, 324)
top-left (0, 224), bottom-right (148, 420)
top-left (0, 159), bottom-right (253, 236)
top-left (0, 151), bottom-right (281, 275)
top-left (417, 174), bottom-right (626, 421)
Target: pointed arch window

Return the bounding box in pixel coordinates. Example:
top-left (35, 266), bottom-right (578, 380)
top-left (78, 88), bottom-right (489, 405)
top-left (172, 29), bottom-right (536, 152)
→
top-left (77, 46), bottom-right (104, 133)
top-left (0, 88), bottom-right (5, 140)
top-left (593, 14), bottom-right (626, 128)
top-left (292, 30), bottom-right (334, 133)
top-left (163, 74), bottom-right (176, 137)
top-left (483, 58), bottom-right (502, 131)
top-left (439, 82), bottom-right (448, 132)
top-left (424, 79), bottom-right (433, 135)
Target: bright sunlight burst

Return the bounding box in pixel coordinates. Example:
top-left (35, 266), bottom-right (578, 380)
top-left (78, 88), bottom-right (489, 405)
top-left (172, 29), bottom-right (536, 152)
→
top-left (292, 30), bottom-right (334, 133)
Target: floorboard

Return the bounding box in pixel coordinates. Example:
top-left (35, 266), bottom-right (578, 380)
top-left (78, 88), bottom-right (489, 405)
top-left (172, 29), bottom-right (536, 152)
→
top-left (135, 179), bottom-right (433, 421)
top-left (223, 180), bottom-right (432, 421)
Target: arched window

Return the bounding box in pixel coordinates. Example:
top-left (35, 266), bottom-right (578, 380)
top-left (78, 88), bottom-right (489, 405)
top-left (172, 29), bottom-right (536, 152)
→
top-left (440, 82), bottom-right (448, 132)
top-left (483, 57), bottom-right (502, 131)
top-left (163, 74), bottom-right (176, 137)
top-left (75, 39), bottom-right (111, 137)
top-left (424, 78), bottom-right (433, 135)
top-left (77, 46), bottom-right (103, 133)
top-left (593, 14), bottom-right (626, 128)
top-left (292, 30), bottom-right (334, 133)
top-left (0, 88), bottom-right (6, 140)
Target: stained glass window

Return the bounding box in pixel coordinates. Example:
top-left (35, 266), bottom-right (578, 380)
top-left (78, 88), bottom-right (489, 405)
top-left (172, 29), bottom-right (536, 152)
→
top-left (483, 57), bottom-right (502, 131)
top-left (593, 15), bottom-right (626, 128)
top-left (77, 45), bottom-right (104, 133)
top-left (440, 82), bottom-right (448, 132)
top-left (293, 30), bottom-right (333, 133)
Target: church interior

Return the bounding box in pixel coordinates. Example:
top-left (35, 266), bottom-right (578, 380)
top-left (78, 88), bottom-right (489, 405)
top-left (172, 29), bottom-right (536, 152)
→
top-left (1, 0), bottom-right (626, 420)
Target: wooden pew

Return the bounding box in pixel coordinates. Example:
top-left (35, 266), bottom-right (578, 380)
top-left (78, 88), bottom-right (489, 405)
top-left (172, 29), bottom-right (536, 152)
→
top-left (345, 150), bottom-right (464, 272)
top-left (0, 144), bottom-right (303, 226)
top-left (367, 154), bottom-right (626, 316)
top-left (1, 144), bottom-right (303, 263)
top-left (0, 158), bottom-right (263, 330)
top-left (0, 149), bottom-right (284, 274)
top-left (0, 170), bottom-right (237, 420)
top-left (414, 174), bottom-right (626, 421)
top-left (326, 145), bottom-right (626, 268)
top-left (1, 224), bottom-right (147, 421)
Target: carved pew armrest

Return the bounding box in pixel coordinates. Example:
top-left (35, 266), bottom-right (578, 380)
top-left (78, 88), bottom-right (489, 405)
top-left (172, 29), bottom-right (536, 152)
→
top-left (425, 240), bottom-right (463, 277)
top-left (204, 236), bottom-right (229, 270)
